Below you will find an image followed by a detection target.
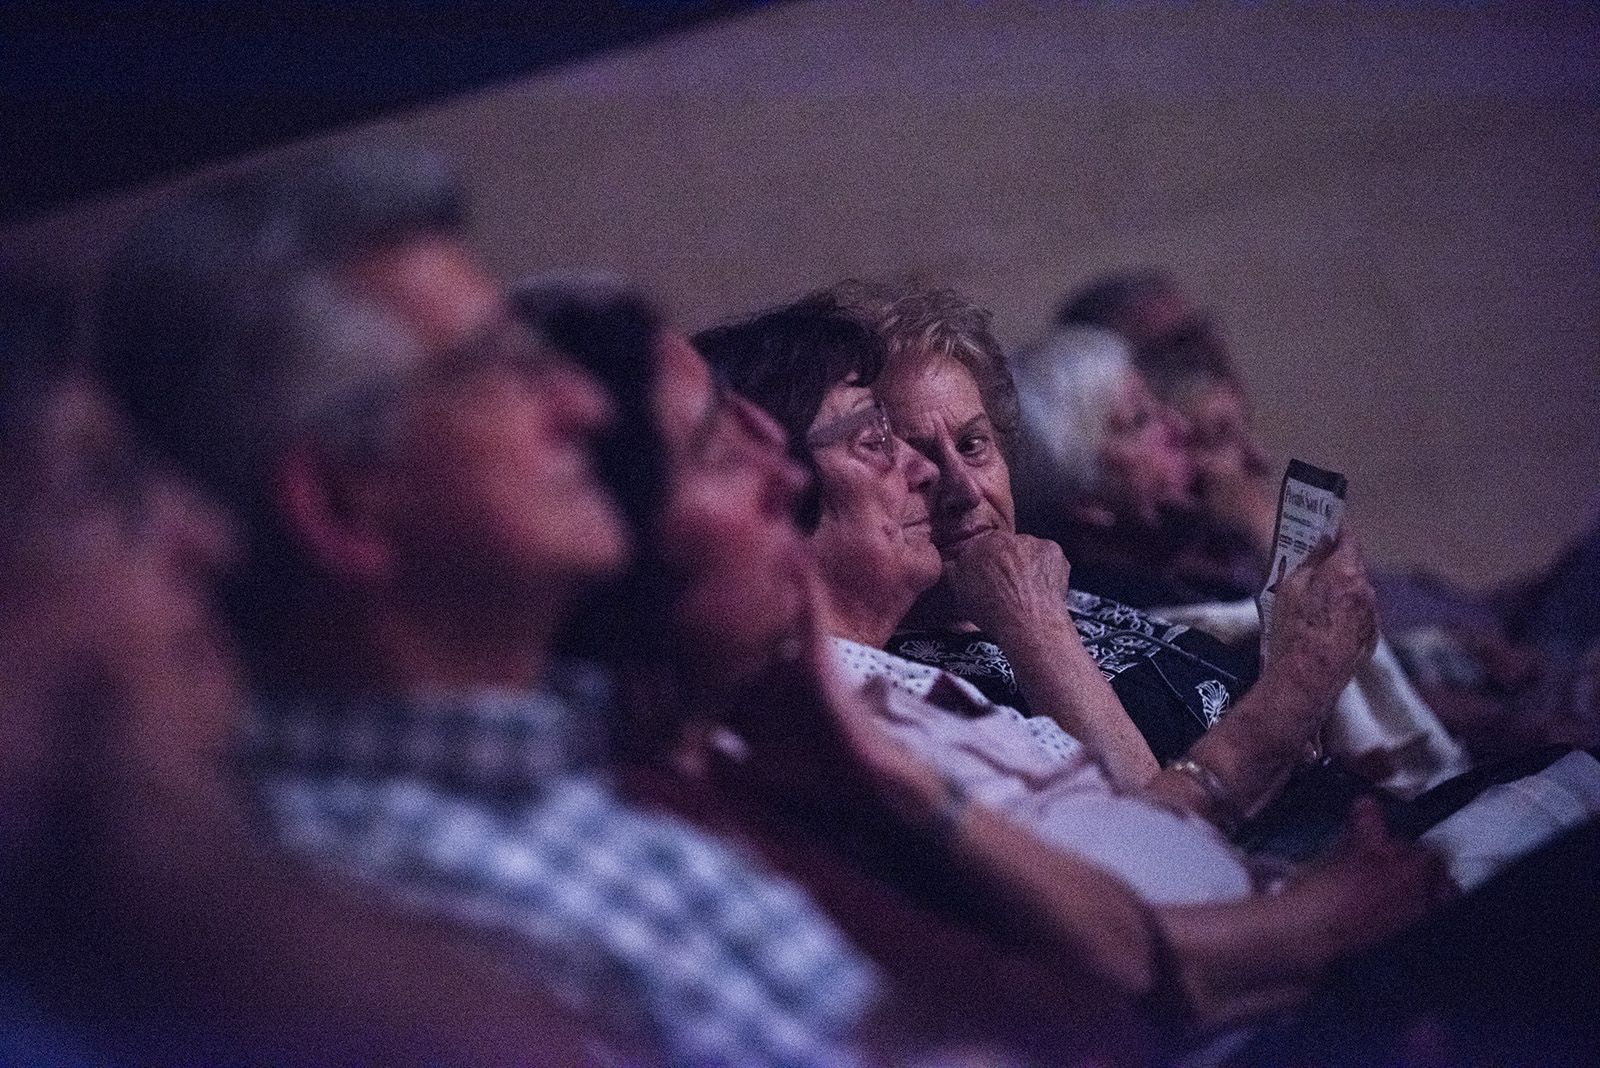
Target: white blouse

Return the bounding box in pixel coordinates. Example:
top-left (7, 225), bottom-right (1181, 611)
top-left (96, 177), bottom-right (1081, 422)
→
top-left (829, 638), bottom-right (1255, 906)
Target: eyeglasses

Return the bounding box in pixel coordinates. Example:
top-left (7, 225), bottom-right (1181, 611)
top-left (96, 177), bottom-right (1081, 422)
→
top-left (413, 318), bottom-right (557, 395)
top-left (305, 316), bottom-right (558, 454)
top-left (805, 398), bottom-right (896, 465)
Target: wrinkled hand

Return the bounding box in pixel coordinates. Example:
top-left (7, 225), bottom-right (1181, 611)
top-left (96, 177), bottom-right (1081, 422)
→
top-left (1281, 798), bottom-right (1452, 958)
top-left (1264, 532), bottom-right (1378, 716)
top-left (944, 531), bottom-right (1071, 638)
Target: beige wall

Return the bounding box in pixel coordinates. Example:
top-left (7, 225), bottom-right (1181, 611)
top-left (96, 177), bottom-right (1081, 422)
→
top-left (5, 1), bottom-right (1596, 588)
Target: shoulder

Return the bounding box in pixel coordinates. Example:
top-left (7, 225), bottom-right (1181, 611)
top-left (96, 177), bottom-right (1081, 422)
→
top-left (830, 636), bottom-right (1001, 714)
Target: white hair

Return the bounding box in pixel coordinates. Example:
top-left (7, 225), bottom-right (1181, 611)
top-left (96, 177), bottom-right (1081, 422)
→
top-left (1011, 325), bottom-right (1137, 526)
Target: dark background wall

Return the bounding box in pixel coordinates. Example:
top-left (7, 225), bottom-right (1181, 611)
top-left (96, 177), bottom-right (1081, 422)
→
top-left (4, 0), bottom-right (1596, 588)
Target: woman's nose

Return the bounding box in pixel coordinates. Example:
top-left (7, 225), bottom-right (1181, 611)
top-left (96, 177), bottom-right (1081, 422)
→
top-left (936, 460), bottom-right (982, 516)
top-left (900, 443), bottom-right (939, 497)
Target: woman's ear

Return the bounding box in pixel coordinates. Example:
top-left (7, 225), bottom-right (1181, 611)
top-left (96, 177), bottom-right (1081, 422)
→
top-left (272, 444), bottom-right (392, 582)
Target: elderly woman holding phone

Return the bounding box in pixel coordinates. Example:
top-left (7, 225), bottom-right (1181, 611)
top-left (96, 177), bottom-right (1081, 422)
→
top-left (695, 287), bottom-right (1380, 842)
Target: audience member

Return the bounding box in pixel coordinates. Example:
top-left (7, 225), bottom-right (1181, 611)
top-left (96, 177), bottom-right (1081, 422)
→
top-left (1060, 271), bottom-right (1275, 598)
top-left (1059, 269), bottom-right (1599, 758)
top-left (1056, 269), bottom-right (1210, 355)
top-left (1011, 324), bottom-right (1240, 607)
top-left (92, 149), bottom-right (883, 1066)
top-left (1009, 324), bottom-right (1474, 805)
top-left (0, 291), bottom-right (603, 1064)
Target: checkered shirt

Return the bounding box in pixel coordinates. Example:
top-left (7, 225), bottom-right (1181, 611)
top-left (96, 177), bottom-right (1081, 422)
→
top-left (235, 664), bottom-right (880, 1067)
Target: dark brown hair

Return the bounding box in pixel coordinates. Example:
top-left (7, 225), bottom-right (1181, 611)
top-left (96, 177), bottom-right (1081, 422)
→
top-left (693, 296), bottom-right (886, 531)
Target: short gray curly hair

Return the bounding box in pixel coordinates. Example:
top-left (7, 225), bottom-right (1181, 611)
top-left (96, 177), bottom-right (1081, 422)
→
top-left (817, 279), bottom-right (1020, 463)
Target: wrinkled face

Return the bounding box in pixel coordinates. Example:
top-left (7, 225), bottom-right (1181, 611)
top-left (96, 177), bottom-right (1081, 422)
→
top-left (652, 334), bottom-right (811, 665)
top-left (806, 381), bottom-right (940, 620)
top-left (1170, 378), bottom-right (1270, 512)
top-left (1093, 371), bottom-right (1196, 528)
top-left (0, 379), bottom-right (238, 848)
top-left (347, 238), bottom-right (628, 603)
top-left (877, 355), bottom-right (1017, 557)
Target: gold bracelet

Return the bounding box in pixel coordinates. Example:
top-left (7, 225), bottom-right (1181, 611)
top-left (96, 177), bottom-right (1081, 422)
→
top-left (1166, 756), bottom-right (1242, 835)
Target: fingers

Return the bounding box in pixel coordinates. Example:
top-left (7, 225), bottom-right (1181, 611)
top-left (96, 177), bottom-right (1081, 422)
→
top-left (1290, 528), bottom-right (1376, 618)
top-left (948, 530), bottom-right (1066, 578)
top-left (942, 531), bottom-right (1009, 590)
top-left (1292, 526), bottom-right (1363, 577)
top-left (1299, 530), bottom-right (1342, 570)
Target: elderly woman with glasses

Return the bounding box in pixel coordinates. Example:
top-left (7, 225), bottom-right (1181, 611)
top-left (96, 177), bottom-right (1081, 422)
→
top-left (692, 301), bottom-right (944, 657)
